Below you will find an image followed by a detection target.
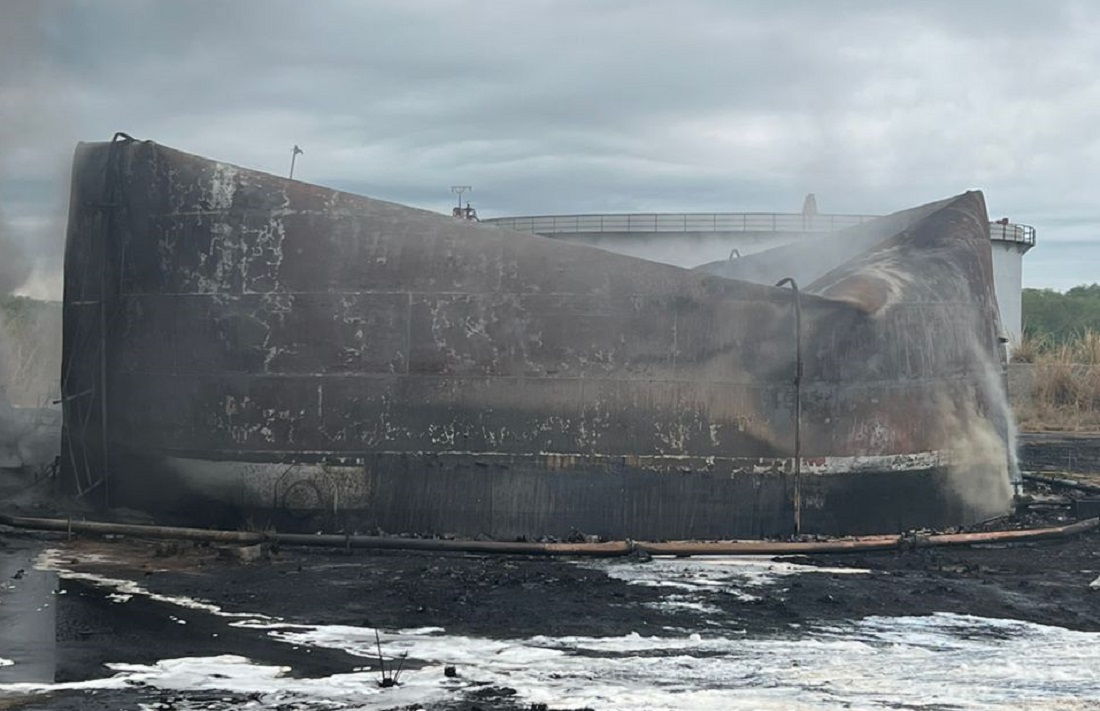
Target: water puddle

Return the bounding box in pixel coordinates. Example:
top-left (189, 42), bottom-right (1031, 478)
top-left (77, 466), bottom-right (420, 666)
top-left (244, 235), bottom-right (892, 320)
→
top-left (0, 543), bottom-right (58, 683)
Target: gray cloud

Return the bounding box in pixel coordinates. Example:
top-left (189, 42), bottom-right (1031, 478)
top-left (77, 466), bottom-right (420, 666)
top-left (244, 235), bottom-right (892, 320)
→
top-left (0, 0), bottom-right (59, 294)
top-left (3, 0), bottom-right (1100, 295)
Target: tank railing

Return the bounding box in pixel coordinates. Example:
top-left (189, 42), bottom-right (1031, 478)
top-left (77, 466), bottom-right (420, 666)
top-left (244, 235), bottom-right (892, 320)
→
top-left (483, 212), bottom-right (877, 234)
top-left (483, 212), bottom-right (1036, 245)
top-left (989, 222), bottom-right (1037, 246)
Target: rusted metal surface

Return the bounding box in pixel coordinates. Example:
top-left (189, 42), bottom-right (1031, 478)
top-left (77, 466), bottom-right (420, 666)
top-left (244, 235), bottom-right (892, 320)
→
top-left (61, 136), bottom-right (1015, 539)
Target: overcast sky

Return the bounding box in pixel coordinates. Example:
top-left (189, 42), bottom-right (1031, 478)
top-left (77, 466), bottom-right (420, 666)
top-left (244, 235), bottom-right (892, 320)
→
top-left (2, 0), bottom-right (1098, 297)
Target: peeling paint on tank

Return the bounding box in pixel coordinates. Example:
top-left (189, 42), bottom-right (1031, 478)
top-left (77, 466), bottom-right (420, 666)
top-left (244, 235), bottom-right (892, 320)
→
top-left (205, 163), bottom-right (238, 211)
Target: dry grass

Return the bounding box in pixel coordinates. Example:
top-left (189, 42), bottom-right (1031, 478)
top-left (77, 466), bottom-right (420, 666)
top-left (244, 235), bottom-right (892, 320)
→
top-left (1010, 331), bottom-right (1048, 364)
top-left (1016, 329), bottom-right (1100, 431)
top-left (1076, 328), bottom-right (1100, 365)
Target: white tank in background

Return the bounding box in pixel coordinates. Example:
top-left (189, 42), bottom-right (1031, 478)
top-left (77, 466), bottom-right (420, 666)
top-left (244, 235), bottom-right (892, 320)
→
top-left (483, 203), bottom-right (1035, 344)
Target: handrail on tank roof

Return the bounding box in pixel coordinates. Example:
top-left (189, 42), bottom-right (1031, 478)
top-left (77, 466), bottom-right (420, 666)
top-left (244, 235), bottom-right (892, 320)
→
top-left (481, 212), bottom-right (1036, 246)
top-left (988, 221), bottom-right (1036, 247)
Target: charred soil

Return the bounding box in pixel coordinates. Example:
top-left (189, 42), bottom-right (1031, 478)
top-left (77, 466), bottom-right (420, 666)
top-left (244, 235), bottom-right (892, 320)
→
top-left (2, 491), bottom-right (1098, 710)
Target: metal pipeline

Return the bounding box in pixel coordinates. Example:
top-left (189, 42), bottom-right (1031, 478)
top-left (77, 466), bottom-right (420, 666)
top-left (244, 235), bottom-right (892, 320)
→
top-left (1, 513), bottom-right (1095, 557)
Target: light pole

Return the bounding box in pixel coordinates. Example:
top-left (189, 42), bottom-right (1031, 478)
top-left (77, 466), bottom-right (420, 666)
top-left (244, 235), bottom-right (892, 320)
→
top-left (289, 145), bottom-right (304, 180)
top-left (451, 185), bottom-right (471, 213)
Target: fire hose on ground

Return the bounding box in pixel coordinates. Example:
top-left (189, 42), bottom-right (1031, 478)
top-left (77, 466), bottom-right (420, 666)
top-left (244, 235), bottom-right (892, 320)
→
top-left (0, 513), bottom-right (1095, 558)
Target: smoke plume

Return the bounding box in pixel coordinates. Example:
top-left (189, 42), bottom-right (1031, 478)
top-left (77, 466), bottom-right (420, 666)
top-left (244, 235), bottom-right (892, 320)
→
top-left (0, 0), bottom-right (64, 297)
top-left (0, 1), bottom-right (63, 480)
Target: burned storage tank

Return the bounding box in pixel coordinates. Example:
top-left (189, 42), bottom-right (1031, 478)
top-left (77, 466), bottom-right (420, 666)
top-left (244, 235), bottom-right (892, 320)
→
top-left (62, 134), bottom-right (1015, 539)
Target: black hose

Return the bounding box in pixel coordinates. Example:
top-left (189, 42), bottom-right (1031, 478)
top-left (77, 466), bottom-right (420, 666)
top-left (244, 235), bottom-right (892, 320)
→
top-left (1, 513), bottom-right (1095, 558)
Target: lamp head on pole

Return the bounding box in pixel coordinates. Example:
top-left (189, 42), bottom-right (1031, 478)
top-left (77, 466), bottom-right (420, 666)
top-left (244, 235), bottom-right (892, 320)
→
top-left (450, 185), bottom-right (472, 209)
top-left (289, 145), bottom-right (304, 179)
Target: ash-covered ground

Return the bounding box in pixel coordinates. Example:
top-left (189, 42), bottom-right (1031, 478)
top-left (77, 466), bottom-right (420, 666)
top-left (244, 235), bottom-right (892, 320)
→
top-left (1, 495), bottom-right (1098, 711)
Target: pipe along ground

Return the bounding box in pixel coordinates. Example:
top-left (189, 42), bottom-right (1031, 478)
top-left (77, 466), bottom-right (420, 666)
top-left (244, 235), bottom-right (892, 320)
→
top-left (0, 513), bottom-right (1095, 557)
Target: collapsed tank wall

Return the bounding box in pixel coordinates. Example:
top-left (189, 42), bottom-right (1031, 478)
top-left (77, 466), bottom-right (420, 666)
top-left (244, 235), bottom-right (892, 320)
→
top-left (492, 212), bottom-right (1031, 350)
top-left (61, 137), bottom-right (1012, 539)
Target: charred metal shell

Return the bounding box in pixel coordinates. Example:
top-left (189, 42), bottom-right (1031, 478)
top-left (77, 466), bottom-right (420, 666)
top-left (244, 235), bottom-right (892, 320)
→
top-left (61, 135), bottom-right (1014, 538)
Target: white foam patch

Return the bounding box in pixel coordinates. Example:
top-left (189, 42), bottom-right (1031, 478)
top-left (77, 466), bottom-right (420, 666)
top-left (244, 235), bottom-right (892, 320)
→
top-left (33, 549), bottom-right (275, 622)
top-left (644, 595), bottom-right (725, 615)
top-left (588, 555), bottom-right (869, 599)
top-left (275, 615), bottom-right (1100, 709)
top-left (2, 615), bottom-right (1098, 710)
top-left (10, 551), bottom-right (1098, 710)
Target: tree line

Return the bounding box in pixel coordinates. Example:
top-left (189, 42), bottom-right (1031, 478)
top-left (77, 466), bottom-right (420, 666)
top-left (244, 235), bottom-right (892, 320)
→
top-left (1022, 284), bottom-right (1100, 343)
